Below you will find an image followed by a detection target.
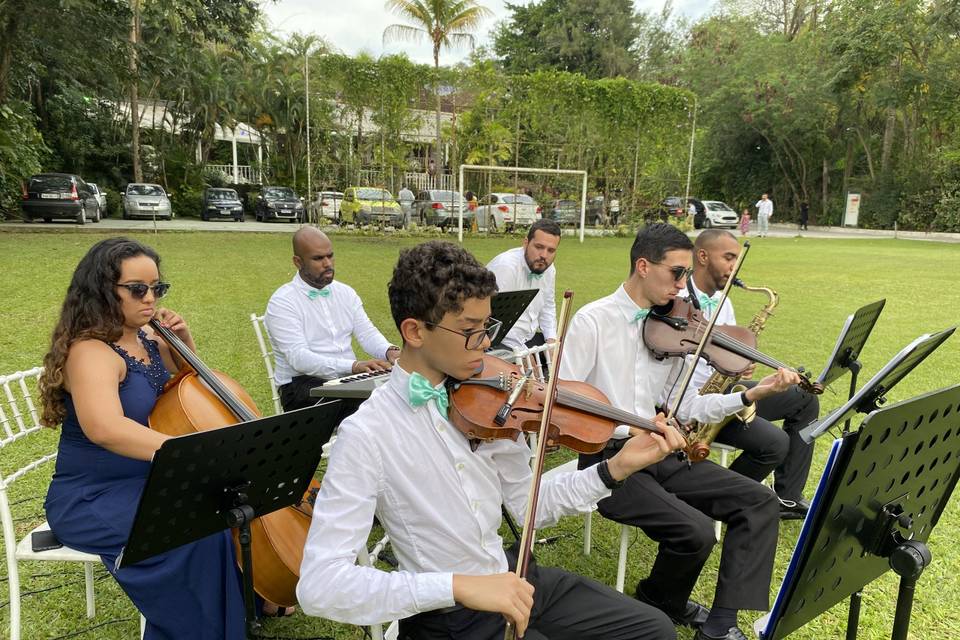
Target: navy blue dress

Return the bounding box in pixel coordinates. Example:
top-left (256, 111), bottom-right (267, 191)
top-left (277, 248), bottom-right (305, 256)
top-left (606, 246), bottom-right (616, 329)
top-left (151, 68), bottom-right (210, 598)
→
top-left (44, 331), bottom-right (245, 640)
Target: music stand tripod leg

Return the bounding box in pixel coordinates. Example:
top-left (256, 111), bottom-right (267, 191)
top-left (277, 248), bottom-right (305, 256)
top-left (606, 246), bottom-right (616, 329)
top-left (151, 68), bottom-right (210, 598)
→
top-left (225, 488), bottom-right (262, 639)
top-left (889, 540), bottom-right (931, 640)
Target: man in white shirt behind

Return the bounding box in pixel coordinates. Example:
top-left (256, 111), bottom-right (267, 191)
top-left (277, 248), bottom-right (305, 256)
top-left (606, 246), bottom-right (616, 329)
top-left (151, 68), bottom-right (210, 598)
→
top-left (297, 240), bottom-right (686, 640)
top-left (755, 193), bottom-right (773, 237)
top-left (486, 218), bottom-right (559, 352)
top-left (264, 227), bottom-right (399, 411)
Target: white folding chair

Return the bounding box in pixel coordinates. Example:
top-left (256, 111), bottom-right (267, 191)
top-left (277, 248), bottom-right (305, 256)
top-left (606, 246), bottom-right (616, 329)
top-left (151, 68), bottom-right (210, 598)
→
top-left (250, 313), bottom-right (283, 415)
top-left (0, 367), bottom-right (145, 639)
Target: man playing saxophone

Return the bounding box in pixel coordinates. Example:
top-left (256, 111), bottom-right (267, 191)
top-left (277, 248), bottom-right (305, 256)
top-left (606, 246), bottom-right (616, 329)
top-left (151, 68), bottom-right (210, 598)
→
top-left (683, 230), bottom-right (819, 520)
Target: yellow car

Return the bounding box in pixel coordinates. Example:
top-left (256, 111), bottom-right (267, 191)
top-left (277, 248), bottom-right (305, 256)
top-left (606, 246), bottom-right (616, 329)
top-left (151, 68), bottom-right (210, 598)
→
top-left (340, 187), bottom-right (404, 227)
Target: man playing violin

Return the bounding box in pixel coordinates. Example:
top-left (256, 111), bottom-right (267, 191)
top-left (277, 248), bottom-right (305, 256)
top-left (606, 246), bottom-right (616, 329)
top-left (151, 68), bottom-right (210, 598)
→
top-left (559, 223), bottom-right (801, 640)
top-left (685, 230), bottom-right (819, 520)
top-left (487, 218), bottom-right (561, 352)
top-left (264, 227), bottom-right (399, 411)
top-left (298, 240), bottom-right (688, 640)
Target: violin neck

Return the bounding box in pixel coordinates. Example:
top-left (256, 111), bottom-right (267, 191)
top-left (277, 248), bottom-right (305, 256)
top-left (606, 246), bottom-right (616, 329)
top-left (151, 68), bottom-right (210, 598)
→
top-left (709, 331), bottom-right (789, 371)
top-left (555, 387), bottom-right (662, 434)
top-left (149, 319), bottom-right (256, 422)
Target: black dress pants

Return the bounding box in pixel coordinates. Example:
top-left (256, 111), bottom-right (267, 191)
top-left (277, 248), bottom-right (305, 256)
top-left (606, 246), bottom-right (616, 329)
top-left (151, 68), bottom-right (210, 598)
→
top-left (399, 564), bottom-right (675, 640)
top-left (580, 446), bottom-right (779, 613)
top-left (713, 380), bottom-right (819, 499)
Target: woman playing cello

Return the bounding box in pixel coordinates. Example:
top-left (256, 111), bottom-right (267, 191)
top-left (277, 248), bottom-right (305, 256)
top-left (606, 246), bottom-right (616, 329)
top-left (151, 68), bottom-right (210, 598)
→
top-left (38, 237), bottom-right (280, 640)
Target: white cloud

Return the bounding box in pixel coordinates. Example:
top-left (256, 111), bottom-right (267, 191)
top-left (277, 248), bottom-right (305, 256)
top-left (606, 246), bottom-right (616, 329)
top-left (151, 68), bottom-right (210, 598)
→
top-left (260, 0), bottom-right (715, 65)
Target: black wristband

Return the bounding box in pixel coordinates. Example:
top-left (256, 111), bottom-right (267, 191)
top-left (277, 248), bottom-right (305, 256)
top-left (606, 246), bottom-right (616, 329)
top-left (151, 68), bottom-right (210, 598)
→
top-left (597, 460), bottom-right (625, 490)
top-left (741, 390), bottom-right (751, 406)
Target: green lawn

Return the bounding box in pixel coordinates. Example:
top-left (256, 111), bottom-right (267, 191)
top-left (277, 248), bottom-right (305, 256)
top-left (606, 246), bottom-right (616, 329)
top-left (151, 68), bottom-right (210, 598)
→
top-left (1, 230), bottom-right (959, 639)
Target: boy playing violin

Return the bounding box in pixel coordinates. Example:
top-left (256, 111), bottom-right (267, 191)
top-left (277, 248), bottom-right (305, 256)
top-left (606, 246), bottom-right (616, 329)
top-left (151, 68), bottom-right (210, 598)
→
top-left (560, 223), bottom-right (801, 640)
top-left (297, 240), bottom-right (686, 639)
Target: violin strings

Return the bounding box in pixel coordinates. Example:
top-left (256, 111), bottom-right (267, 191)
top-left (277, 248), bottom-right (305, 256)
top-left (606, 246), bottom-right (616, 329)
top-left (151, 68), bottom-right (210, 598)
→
top-left (688, 320), bottom-right (789, 370)
top-left (555, 388), bottom-right (658, 431)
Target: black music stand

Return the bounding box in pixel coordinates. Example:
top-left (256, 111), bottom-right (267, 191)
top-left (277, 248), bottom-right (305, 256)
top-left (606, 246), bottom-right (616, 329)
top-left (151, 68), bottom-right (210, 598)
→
top-left (488, 288), bottom-right (541, 349)
top-left (118, 402), bottom-right (343, 638)
top-left (801, 327), bottom-right (956, 444)
top-left (817, 300), bottom-right (886, 427)
top-left (758, 383), bottom-right (960, 640)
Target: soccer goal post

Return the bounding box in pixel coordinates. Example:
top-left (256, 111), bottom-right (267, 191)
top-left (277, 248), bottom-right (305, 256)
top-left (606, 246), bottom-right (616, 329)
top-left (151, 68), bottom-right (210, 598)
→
top-left (456, 164), bottom-right (589, 243)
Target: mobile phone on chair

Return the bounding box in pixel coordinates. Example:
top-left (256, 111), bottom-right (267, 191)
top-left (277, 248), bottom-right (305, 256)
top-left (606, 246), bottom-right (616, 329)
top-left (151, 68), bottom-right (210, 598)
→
top-left (31, 529), bottom-right (63, 552)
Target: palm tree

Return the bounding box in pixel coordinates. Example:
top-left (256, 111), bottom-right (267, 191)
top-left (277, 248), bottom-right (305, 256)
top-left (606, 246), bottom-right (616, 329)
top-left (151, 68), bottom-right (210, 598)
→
top-left (383, 0), bottom-right (492, 184)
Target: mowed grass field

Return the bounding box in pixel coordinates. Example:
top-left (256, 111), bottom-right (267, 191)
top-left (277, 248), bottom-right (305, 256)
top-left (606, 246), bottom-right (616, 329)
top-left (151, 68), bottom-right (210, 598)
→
top-left (1, 229), bottom-right (959, 639)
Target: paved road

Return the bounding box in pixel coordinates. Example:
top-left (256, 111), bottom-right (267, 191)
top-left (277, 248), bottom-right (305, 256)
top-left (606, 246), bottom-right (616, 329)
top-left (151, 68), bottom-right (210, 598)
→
top-left (3, 216), bottom-right (959, 243)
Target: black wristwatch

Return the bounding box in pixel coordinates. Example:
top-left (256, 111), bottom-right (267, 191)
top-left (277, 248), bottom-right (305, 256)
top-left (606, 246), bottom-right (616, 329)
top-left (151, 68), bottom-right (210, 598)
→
top-left (741, 390), bottom-right (751, 406)
top-left (597, 460), bottom-right (625, 490)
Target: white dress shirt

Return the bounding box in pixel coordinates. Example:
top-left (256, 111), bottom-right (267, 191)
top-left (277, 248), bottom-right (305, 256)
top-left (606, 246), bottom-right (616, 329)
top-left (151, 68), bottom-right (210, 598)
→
top-left (756, 199), bottom-right (774, 217)
top-left (487, 247), bottom-right (557, 350)
top-left (296, 364), bottom-right (610, 625)
top-left (558, 285), bottom-right (745, 438)
top-left (679, 278), bottom-right (737, 392)
top-left (264, 273), bottom-right (393, 385)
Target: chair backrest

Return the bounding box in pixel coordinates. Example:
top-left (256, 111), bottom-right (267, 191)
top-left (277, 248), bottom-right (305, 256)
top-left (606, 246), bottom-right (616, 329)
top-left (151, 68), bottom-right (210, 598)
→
top-left (508, 343), bottom-right (555, 383)
top-left (0, 368), bottom-right (54, 568)
top-left (250, 313), bottom-right (283, 416)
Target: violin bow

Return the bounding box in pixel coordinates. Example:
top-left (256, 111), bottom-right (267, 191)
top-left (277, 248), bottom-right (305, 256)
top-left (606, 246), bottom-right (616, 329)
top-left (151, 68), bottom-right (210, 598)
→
top-left (664, 242), bottom-right (751, 422)
top-left (504, 290), bottom-right (575, 640)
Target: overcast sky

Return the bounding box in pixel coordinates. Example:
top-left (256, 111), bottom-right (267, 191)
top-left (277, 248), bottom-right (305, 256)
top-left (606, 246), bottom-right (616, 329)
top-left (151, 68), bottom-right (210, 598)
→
top-left (261, 0), bottom-right (716, 65)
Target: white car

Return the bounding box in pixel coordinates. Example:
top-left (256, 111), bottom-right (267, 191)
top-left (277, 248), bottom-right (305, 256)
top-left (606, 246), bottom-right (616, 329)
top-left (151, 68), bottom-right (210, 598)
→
top-left (699, 200), bottom-right (739, 229)
top-left (475, 193), bottom-right (541, 232)
top-left (310, 191), bottom-right (343, 223)
top-left (88, 183), bottom-right (107, 214)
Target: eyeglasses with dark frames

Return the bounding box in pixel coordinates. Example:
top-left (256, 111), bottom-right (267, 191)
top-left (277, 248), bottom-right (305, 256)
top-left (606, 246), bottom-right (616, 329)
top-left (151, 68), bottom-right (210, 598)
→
top-left (424, 317), bottom-right (503, 351)
top-left (116, 282), bottom-right (172, 300)
top-left (647, 262), bottom-right (693, 283)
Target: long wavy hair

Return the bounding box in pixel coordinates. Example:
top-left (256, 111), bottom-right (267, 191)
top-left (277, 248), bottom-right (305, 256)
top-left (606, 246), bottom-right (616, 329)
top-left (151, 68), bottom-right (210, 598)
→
top-left (39, 238), bottom-right (161, 427)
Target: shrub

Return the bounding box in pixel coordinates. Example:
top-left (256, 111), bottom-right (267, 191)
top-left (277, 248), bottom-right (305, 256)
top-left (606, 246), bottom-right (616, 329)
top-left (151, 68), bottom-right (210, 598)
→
top-left (0, 102), bottom-right (48, 220)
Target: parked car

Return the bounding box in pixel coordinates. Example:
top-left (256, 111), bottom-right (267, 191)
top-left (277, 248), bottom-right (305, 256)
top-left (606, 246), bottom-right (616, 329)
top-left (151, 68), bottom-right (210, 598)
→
top-left (694, 200), bottom-right (739, 229)
top-left (88, 183), bottom-right (108, 214)
top-left (546, 199), bottom-right (583, 226)
top-left (339, 187), bottom-right (404, 227)
top-left (309, 191), bottom-right (344, 223)
top-left (586, 196), bottom-right (607, 225)
top-left (654, 196), bottom-right (687, 222)
top-left (255, 186), bottom-right (304, 222)
top-left (123, 183), bottom-right (173, 220)
top-left (414, 189), bottom-right (472, 228)
top-left (21, 173), bottom-right (101, 224)
top-left (201, 187), bottom-right (244, 222)
top-left (474, 193), bottom-right (541, 232)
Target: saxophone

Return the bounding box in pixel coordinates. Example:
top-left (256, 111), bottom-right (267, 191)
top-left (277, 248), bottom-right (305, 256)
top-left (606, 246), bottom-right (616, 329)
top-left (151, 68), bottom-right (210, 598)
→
top-left (684, 279), bottom-right (779, 462)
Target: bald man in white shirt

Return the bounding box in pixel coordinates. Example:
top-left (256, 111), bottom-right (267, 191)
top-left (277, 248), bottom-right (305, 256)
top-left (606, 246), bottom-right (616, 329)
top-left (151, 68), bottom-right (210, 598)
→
top-left (264, 227), bottom-right (399, 411)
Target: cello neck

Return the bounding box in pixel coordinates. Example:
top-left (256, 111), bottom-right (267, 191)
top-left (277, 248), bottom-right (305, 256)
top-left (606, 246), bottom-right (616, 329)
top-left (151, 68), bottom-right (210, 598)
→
top-left (149, 319), bottom-right (257, 423)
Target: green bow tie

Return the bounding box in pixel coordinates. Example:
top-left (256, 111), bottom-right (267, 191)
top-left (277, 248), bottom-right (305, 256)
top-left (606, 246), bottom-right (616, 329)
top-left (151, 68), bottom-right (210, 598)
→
top-left (527, 271), bottom-right (543, 281)
top-left (307, 287), bottom-right (331, 300)
top-left (633, 308), bottom-right (650, 323)
top-left (408, 372), bottom-right (448, 417)
top-left (698, 293), bottom-right (719, 315)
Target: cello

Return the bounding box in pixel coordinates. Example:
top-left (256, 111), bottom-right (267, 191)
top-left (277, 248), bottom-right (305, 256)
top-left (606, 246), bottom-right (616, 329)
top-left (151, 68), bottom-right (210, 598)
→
top-left (146, 318), bottom-right (317, 609)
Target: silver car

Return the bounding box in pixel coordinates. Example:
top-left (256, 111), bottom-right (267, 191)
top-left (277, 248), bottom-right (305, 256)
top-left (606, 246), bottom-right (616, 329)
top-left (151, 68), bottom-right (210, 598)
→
top-left (123, 183), bottom-right (173, 220)
top-left (88, 183), bottom-right (108, 214)
top-left (310, 191), bottom-right (344, 223)
top-left (414, 190), bottom-right (473, 228)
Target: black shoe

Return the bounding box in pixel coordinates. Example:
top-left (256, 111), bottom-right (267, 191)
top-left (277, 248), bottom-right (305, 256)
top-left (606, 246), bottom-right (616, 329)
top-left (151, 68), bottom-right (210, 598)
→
top-left (778, 497), bottom-right (810, 520)
top-left (694, 627), bottom-right (749, 640)
top-left (635, 587), bottom-right (709, 628)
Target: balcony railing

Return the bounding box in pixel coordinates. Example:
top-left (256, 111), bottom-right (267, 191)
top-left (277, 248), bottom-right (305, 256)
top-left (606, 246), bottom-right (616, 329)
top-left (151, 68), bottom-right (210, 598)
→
top-left (206, 164), bottom-right (261, 185)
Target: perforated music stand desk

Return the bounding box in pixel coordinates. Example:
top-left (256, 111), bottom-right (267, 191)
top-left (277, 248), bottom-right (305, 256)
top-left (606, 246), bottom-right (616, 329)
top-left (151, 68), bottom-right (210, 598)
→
top-left (759, 383), bottom-right (960, 640)
top-left (801, 327), bottom-right (956, 444)
top-left (817, 299), bottom-right (886, 388)
top-left (118, 402), bottom-right (343, 637)
top-left (488, 288), bottom-right (540, 349)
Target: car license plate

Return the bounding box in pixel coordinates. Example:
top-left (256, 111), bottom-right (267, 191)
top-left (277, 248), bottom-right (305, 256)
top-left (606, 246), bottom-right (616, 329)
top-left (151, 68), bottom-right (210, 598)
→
top-left (40, 193), bottom-right (58, 199)
top-left (281, 209), bottom-right (291, 214)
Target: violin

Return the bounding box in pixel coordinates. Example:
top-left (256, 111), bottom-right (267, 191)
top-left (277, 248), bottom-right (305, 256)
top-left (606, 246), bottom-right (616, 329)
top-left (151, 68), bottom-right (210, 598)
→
top-left (147, 319), bottom-right (318, 608)
top-left (642, 297), bottom-right (824, 395)
top-left (447, 354), bottom-right (679, 454)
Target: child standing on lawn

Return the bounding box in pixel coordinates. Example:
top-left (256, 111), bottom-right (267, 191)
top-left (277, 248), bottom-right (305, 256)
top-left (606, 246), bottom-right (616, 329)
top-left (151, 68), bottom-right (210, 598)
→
top-left (739, 208), bottom-right (751, 236)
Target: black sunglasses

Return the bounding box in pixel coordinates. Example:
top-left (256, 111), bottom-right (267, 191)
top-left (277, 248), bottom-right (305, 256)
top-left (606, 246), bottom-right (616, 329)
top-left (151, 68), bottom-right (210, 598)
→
top-left (117, 282), bottom-right (171, 300)
top-left (424, 317), bottom-right (503, 351)
top-left (648, 262), bottom-right (694, 282)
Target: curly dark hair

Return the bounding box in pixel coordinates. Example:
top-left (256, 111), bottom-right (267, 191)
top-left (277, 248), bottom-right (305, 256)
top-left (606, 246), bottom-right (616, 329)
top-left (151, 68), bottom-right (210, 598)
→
top-left (39, 237), bottom-right (161, 427)
top-left (629, 223), bottom-right (693, 274)
top-left (388, 240), bottom-right (498, 332)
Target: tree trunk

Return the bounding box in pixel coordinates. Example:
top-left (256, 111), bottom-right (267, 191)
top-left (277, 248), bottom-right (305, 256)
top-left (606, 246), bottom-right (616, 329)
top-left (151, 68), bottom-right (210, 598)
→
top-left (129, 0), bottom-right (142, 183)
top-left (821, 157), bottom-right (828, 224)
top-left (434, 48), bottom-right (442, 189)
top-left (880, 107), bottom-right (896, 175)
